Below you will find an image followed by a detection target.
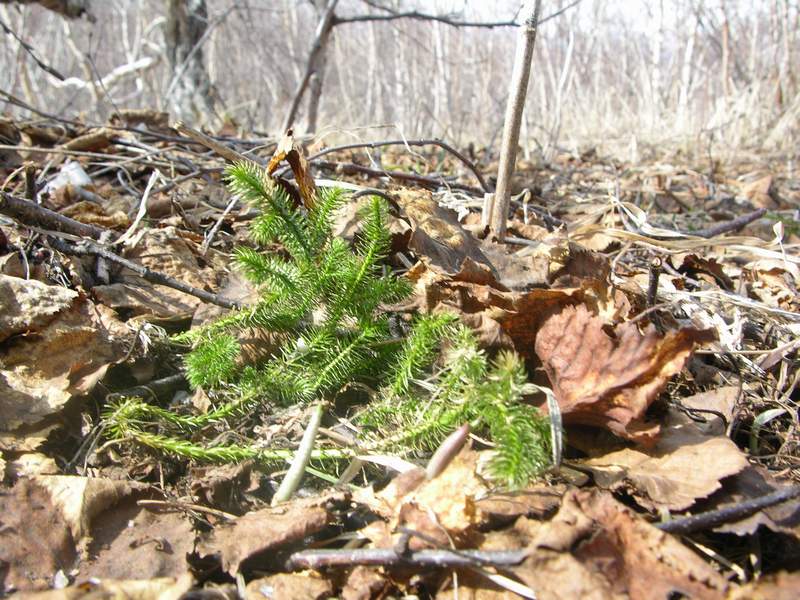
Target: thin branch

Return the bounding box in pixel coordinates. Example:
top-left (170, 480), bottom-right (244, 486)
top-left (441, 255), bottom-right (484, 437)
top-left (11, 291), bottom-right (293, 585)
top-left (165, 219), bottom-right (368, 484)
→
top-left (283, 0), bottom-right (340, 132)
top-left (288, 547), bottom-right (528, 570)
top-left (0, 191), bottom-right (105, 240)
top-left (656, 485), bottom-right (800, 535)
top-left (335, 11), bottom-right (519, 28)
top-left (691, 207), bottom-right (766, 238)
top-left (0, 16), bottom-right (66, 80)
top-left (341, 0), bottom-right (583, 28)
top-left (489, 0), bottom-right (542, 239)
top-left (301, 138), bottom-right (489, 193)
top-left (173, 121), bottom-right (260, 165)
top-left (313, 159), bottom-right (483, 195)
top-left (48, 237), bottom-right (240, 310)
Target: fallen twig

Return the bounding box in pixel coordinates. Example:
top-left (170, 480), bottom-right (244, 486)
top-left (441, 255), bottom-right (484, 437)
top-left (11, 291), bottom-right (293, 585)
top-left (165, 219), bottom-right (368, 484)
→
top-left (691, 207), bottom-right (767, 238)
top-left (656, 484), bottom-right (800, 535)
top-left (288, 547), bottom-right (527, 570)
top-left (301, 139), bottom-right (490, 193)
top-left (48, 237), bottom-right (239, 310)
top-left (173, 122), bottom-right (260, 166)
top-left (314, 159), bottom-right (483, 195)
top-left (1, 191), bottom-right (105, 239)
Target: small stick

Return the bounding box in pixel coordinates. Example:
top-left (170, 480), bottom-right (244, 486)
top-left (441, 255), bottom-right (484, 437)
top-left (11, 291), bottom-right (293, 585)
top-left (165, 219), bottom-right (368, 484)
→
top-left (314, 159), bottom-right (483, 195)
top-left (656, 485), bottom-right (800, 535)
top-left (24, 163), bottom-right (37, 201)
top-left (174, 122), bottom-right (260, 166)
top-left (646, 257), bottom-right (661, 307)
top-left (48, 237), bottom-right (239, 310)
top-left (1, 191), bottom-right (105, 239)
top-left (301, 139), bottom-right (490, 193)
top-left (200, 192), bottom-right (239, 255)
top-left (691, 208), bottom-right (767, 239)
top-left (425, 423), bottom-right (469, 480)
top-left (288, 548), bottom-right (528, 570)
top-left (116, 170), bottom-right (159, 245)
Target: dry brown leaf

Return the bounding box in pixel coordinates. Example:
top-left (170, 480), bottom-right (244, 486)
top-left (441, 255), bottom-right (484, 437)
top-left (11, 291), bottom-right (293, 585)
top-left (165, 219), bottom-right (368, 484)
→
top-left (80, 500), bottom-right (195, 580)
top-left (93, 227), bottom-right (224, 319)
top-left (475, 484), bottom-right (565, 526)
top-left (680, 385), bottom-right (739, 436)
top-left (583, 410), bottom-right (749, 511)
top-left (0, 274), bottom-right (78, 344)
top-left (356, 448), bottom-right (488, 550)
top-left (59, 200), bottom-right (129, 230)
top-left (535, 304), bottom-right (715, 444)
top-left (341, 566), bottom-right (387, 600)
top-left (266, 130), bottom-right (316, 209)
top-left (197, 493), bottom-right (343, 575)
top-left (398, 189), bottom-right (496, 276)
top-left (189, 462), bottom-right (254, 516)
top-left (703, 466), bottom-right (800, 538)
top-left (506, 489), bottom-right (729, 600)
top-left (60, 129), bottom-right (113, 152)
top-left (740, 174), bottom-right (778, 209)
top-left (0, 278), bottom-right (128, 443)
top-left (0, 479), bottom-right (77, 592)
top-left (33, 475), bottom-right (147, 544)
top-left (245, 573), bottom-right (333, 600)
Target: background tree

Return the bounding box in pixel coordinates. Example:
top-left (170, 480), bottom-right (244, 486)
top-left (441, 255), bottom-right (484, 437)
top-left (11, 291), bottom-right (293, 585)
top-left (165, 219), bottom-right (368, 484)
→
top-left (164, 0), bottom-right (221, 124)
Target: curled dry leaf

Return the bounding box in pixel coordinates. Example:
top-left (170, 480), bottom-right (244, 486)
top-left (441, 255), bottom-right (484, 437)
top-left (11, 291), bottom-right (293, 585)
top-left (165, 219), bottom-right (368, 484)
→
top-left (535, 304), bottom-right (715, 445)
top-left (355, 448), bottom-right (488, 551)
top-left (32, 475), bottom-right (148, 545)
top-left (583, 410), bottom-right (749, 511)
top-left (267, 129), bottom-right (317, 209)
top-left (398, 189), bottom-right (497, 276)
top-left (515, 489), bottom-right (728, 600)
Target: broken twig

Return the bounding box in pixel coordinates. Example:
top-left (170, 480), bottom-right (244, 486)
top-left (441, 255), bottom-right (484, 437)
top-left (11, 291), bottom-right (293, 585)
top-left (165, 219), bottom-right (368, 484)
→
top-left (656, 485), bottom-right (800, 535)
top-left (48, 237), bottom-right (239, 310)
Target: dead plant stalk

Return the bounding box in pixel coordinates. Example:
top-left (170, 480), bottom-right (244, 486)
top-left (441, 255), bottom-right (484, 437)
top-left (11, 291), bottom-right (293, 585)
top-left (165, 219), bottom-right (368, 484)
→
top-left (487, 0), bottom-right (542, 240)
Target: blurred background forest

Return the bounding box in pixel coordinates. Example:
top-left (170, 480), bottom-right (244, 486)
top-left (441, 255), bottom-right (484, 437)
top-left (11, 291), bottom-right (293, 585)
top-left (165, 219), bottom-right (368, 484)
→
top-left (1, 0), bottom-right (798, 161)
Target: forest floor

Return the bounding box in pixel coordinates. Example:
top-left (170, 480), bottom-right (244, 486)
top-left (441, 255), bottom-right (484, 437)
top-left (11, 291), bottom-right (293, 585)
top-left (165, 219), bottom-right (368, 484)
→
top-left (1, 112), bottom-right (799, 599)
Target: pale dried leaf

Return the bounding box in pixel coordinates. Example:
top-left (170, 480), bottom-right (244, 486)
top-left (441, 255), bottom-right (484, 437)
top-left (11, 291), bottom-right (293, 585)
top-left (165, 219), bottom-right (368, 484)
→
top-left (583, 411), bottom-right (749, 510)
top-left (33, 475), bottom-right (145, 543)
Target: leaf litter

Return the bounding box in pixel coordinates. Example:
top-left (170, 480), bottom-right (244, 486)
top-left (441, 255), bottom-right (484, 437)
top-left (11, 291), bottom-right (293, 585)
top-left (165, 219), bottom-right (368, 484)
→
top-left (0, 115), bottom-right (798, 598)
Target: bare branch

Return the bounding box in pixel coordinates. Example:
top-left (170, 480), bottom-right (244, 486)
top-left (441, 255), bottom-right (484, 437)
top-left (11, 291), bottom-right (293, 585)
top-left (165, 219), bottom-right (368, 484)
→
top-left (283, 0), bottom-right (339, 133)
top-left (339, 0), bottom-right (583, 28)
top-left (0, 16), bottom-right (66, 80)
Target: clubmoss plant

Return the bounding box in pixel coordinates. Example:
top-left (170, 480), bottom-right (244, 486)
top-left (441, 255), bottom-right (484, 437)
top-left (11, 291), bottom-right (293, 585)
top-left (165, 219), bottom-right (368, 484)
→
top-left (104, 162), bottom-right (552, 488)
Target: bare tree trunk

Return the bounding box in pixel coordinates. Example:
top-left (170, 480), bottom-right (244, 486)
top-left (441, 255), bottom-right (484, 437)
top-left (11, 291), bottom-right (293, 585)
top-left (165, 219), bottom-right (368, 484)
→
top-left (486, 0), bottom-right (541, 240)
top-left (164, 0), bottom-right (219, 124)
top-left (283, 0), bottom-right (338, 134)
